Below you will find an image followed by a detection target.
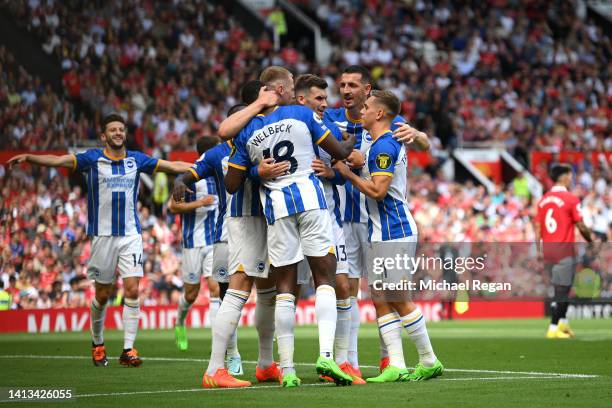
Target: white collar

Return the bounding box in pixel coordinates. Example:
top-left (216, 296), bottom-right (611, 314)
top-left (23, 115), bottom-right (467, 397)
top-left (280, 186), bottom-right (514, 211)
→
top-left (551, 186), bottom-right (568, 192)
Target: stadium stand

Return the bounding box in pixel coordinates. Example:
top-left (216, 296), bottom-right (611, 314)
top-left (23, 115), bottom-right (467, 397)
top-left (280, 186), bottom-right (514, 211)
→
top-left (0, 0), bottom-right (609, 309)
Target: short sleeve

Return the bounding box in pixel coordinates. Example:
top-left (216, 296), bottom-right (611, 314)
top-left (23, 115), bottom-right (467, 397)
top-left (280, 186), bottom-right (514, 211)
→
top-left (369, 139), bottom-right (400, 177)
top-left (323, 118), bottom-right (343, 141)
top-left (133, 151), bottom-right (159, 175)
top-left (571, 197), bottom-right (583, 222)
top-left (228, 133), bottom-right (251, 171)
top-left (302, 107), bottom-right (330, 145)
top-left (190, 154), bottom-right (214, 181)
top-left (75, 150), bottom-right (99, 172)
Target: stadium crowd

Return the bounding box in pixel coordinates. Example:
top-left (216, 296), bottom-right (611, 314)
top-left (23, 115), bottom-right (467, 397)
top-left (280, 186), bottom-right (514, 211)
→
top-left (2, 0), bottom-right (610, 155)
top-left (1, 159), bottom-right (610, 309)
top-left (0, 0), bottom-right (610, 309)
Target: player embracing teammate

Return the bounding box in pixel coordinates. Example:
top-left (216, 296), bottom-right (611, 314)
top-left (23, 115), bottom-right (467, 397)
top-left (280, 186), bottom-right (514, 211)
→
top-left (203, 65), bottom-right (443, 387)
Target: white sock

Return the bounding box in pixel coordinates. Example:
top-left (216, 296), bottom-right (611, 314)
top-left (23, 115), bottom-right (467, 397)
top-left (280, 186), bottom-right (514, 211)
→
top-left (206, 289), bottom-right (248, 375)
top-left (90, 298), bottom-right (107, 345)
top-left (379, 329), bottom-right (389, 360)
top-left (275, 293), bottom-right (296, 375)
top-left (378, 313), bottom-right (405, 369)
top-left (256, 287), bottom-right (276, 368)
top-left (401, 308), bottom-right (436, 367)
top-left (335, 298), bottom-right (351, 364)
top-left (559, 318), bottom-right (568, 326)
top-left (177, 293), bottom-right (192, 326)
top-left (227, 329), bottom-right (240, 358)
top-left (348, 296), bottom-right (360, 367)
top-left (122, 298), bottom-right (140, 350)
top-left (209, 297), bottom-right (221, 328)
top-left (549, 324), bottom-right (558, 332)
top-left (316, 285), bottom-right (337, 358)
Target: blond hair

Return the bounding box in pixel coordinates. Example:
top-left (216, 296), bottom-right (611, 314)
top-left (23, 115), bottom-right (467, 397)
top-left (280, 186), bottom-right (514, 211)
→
top-left (259, 66), bottom-right (292, 86)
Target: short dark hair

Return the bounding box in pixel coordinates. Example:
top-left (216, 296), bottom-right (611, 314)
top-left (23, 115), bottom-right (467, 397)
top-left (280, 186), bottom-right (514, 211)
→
top-left (370, 90), bottom-right (400, 118)
top-left (227, 103), bottom-right (247, 117)
top-left (343, 65), bottom-right (371, 84)
top-left (241, 80), bottom-right (263, 104)
top-left (549, 163), bottom-right (573, 182)
top-left (196, 136), bottom-right (220, 156)
top-left (101, 113), bottom-right (126, 132)
top-left (295, 74), bottom-right (328, 95)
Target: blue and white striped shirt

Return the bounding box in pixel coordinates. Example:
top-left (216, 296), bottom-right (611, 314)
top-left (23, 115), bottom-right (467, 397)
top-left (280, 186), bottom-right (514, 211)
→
top-left (324, 108), bottom-right (405, 224)
top-left (74, 149), bottom-right (159, 236)
top-left (182, 153), bottom-right (217, 249)
top-left (189, 142), bottom-right (232, 242)
top-left (362, 131), bottom-right (417, 242)
top-left (229, 106), bottom-right (330, 225)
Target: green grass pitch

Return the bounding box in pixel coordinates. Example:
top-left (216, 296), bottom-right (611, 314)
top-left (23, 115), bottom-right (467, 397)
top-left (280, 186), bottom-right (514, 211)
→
top-left (1, 319), bottom-right (611, 407)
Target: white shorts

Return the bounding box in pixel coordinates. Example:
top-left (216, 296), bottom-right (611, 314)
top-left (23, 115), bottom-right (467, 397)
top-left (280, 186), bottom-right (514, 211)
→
top-left (87, 235), bottom-right (144, 284)
top-left (296, 216), bottom-right (348, 284)
top-left (228, 216), bottom-right (270, 278)
top-left (212, 242), bottom-right (229, 283)
top-left (344, 222), bottom-right (369, 278)
top-left (366, 235), bottom-right (418, 285)
top-left (268, 209), bottom-right (334, 267)
top-left (182, 245), bottom-right (214, 285)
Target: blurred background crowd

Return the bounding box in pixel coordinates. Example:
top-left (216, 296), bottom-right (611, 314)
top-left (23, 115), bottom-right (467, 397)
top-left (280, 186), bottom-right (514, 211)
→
top-left (0, 0), bottom-right (610, 309)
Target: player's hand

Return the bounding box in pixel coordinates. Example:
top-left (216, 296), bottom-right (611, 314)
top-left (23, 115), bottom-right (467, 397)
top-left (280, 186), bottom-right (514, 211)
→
top-left (393, 122), bottom-right (422, 145)
top-left (346, 149), bottom-right (364, 169)
top-left (311, 159), bottom-right (334, 178)
top-left (256, 87), bottom-right (279, 108)
top-left (199, 195), bottom-right (216, 206)
top-left (7, 154), bottom-right (29, 168)
top-left (333, 160), bottom-right (350, 177)
top-left (258, 158), bottom-right (290, 179)
top-left (172, 181), bottom-right (193, 202)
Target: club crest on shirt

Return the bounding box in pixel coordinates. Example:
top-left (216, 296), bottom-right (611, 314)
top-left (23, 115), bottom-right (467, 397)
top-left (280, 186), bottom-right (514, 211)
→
top-left (375, 153), bottom-right (392, 170)
top-left (363, 130), bottom-right (373, 142)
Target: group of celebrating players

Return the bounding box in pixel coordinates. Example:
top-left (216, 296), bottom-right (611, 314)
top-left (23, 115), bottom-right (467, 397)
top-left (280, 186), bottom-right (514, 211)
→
top-left (12, 62), bottom-right (592, 389)
top-left (9, 64), bottom-right (442, 388)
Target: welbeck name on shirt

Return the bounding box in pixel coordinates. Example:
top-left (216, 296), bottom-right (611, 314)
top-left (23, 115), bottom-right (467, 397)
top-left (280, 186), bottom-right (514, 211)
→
top-left (372, 279), bottom-right (512, 293)
top-left (250, 123), bottom-right (293, 147)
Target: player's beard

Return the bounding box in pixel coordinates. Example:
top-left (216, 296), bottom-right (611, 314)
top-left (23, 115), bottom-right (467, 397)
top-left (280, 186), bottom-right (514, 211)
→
top-left (107, 137), bottom-right (126, 150)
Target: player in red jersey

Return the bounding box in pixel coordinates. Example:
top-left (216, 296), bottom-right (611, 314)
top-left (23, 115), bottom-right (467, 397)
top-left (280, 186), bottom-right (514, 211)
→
top-left (535, 164), bottom-right (594, 339)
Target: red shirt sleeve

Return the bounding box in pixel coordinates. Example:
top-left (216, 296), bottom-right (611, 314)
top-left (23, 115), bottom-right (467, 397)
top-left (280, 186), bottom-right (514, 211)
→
top-left (570, 195), bottom-right (582, 223)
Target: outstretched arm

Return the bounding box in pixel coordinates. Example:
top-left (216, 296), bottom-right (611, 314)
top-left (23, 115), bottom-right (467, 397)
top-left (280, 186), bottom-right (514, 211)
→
top-left (156, 160), bottom-right (193, 174)
top-left (8, 153), bottom-right (76, 169)
top-left (218, 88), bottom-right (279, 140)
